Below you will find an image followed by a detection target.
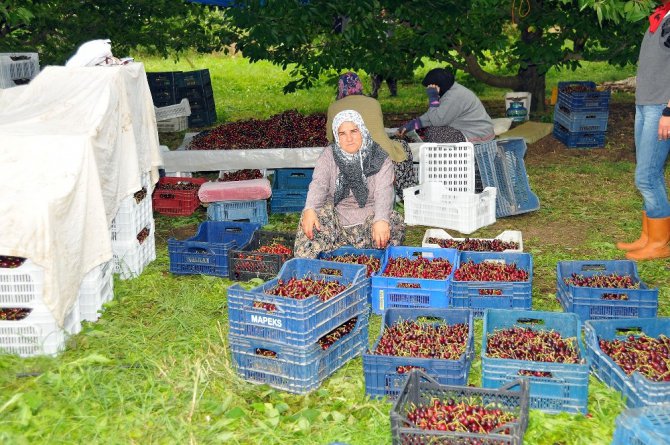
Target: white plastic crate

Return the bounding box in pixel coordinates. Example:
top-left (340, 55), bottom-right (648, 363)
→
top-left (157, 116), bottom-right (188, 133)
top-left (112, 222), bottom-right (156, 280)
top-left (0, 302), bottom-right (80, 357)
top-left (403, 182), bottom-right (497, 235)
top-left (155, 98), bottom-right (191, 121)
top-left (78, 261), bottom-right (114, 322)
top-left (0, 53), bottom-right (39, 88)
top-left (418, 142), bottom-right (476, 193)
top-left (110, 188), bottom-right (154, 245)
top-left (0, 259), bottom-right (44, 308)
top-left (422, 229), bottom-right (524, 252)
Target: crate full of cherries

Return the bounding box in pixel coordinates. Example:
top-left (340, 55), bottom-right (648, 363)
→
top-left (227, 231), bottom-right (296, 281)
top-left (319, 246), bottom-right (384, 305)
top-left (422, 229), bottom-right (523, 253)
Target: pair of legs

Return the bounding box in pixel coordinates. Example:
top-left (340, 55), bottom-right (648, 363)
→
top-left (617, 104), bottom-right (670, 260)
top-left (370, 75), bottom-right (398, 98)
top-left (294, 203), bottom-right (406, 258)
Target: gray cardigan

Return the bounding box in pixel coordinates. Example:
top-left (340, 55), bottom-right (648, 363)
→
top-left (419, 82), bottom-right (495, 142)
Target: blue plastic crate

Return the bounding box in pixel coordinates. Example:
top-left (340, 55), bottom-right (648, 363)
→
top-left (207, 200), bottom-right (268, 225)
top-left (553, 122), bottom-right (607, 148)
top-left (495, 138), bottom-right (541, 215)
top-left (370, 246), bottom-right (459, 315)
top-left (557, 81), bottom-right (611, 111)
top-left (553, 104), bottom-right (609, 132)
top-left (584, 317), bottom-right (670, 408)
top-left (167, 221), bottom-right (260, 277)
top-left (482, 309), bottom-right (589, 414)
top-left (612, 405), bottom-right (670, 445)
top-left (227, 258), bottom-right (368, 347)
top-left (556, 260), bottom-right (658, 323)
top-left (319, 246), bottom-right (386, 305)
top-left (272, 168), bottom-right (314, 190)
top-left (363, 308), bottom-right (475, 400)
top-left (270, 190), bottom-right (307, 214)
top-left (473, 140), bottom-right (517, 217)
top-left (450, 251), bottom-right (533, 318)
top-left (229, 314), bottom-right (368, 394)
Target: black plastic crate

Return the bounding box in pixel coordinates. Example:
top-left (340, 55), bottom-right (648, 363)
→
top-left (228, 231), bottom-right (296, 281)
top-left (147, 71), bottom-right (182, 89)
top-left (175, 69), bottom-right (211, 89)
top-left (391, 370), bottom-right (530, 445)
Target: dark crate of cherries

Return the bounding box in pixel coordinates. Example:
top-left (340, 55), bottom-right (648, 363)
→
top-left (450, 252), bottom-right (532, 317)
top-left (363, 308), bottom-right (474, 400)
top-left (584, 317), bottom-right (670, 408)
top-left (371, 247), bottom-right (459, 315)
top-left (391, 370), bottom-right (530, 445)
top-left (482, 309), bottom-right (589, 414)
top-left (228, 231), bottom-right (296, 281)
top-left (227, 258), bottom-right (368, 348)
top-left (152, 177), bottom-right (208, 216)
top-left (557, 260), bottom-right (658, 323)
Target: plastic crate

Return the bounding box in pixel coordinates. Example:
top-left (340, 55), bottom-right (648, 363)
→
top-left (584, 317), bottom-right (670, 408)
top-left (473, 140), bottom-right (517, 217)
top-left (417, 142), bottom-right (476, 193)
top-left (553, 123), bottom-right (607, 148)
top-left (207, 200), bottom-right (269, 225)
top-left (450, 252), bottom-right (533, 318)
top-left (557, 81), bottom-right (611, 111)
top-left (270, 190), bottom-right (307, 214)
top-left (422, 228), bottom-right (523, 253)
top-left (272, 168), bottom-right (314, 190)
top-left (363, 308), bottom-right (475, 400)
top-left (612, 404), bottom-right (670, 445)
top-left (229, 313), bottom-right (368, 394)
top-left (0, 259), bottom-right (44, 309)
top-left (371, 246), bottom-right (460, 315)
top-left (319, 246), bottom-right (385, 305)
top-left (228, 231), bottom-right (296, 281)
top-left (168, 221), bottom-right (259, 277)
top-left (110, 187), bottom-right (154, 245)
top-left (0, 302), bottom-right (81, 357)
top-left (147, 71), bottom-right (180, 106)
top-left (0, 53), bottom-right (40, 88)
top-left (153, 177), bottom-right (207, 216)
top-left (155, 98), bottom-right (191, 121)
top-left (77, 261), bottom-right (114, 322)
top-left (553, 104), bottom-right (609, 132)
top-left (403, 183), bottom-right (497, 234)
top-left (391, 370), bottom-right (530, 445)
top-left (157, 116), bottom-right (188, 133)
top-left (227, 258), bottom-right (367, 347)
top-left (556, 260), bottom-right (658, 323)
top-left (482, 309), bottom-right (589, 414)
top-left (112, 222), bottom-right (156, 280)
top-left (175, 69), bottom-right (212, 88)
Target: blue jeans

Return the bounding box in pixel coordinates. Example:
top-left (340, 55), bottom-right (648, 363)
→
top-left (634, 104), bottom-right (670, 218)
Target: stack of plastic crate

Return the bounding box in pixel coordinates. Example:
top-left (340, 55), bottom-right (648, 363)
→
top-left (146, 71), bottom-right (181, 107)
top-left (154, 98), bottom-right (191, 133)
top-left (77, 261), bottom-right (114, 322)
top-left (227, 258), bottom-right (369, 394)
top-left (0, 258), bottom-right (81, 356)
top-left (552, 81), bottom-right (611, 148)
top-left (404, 143), bottom-right (497, 234)
top-left (0, 53), bottom-right (40, 88)
top-left (111, 173), bottom-right (156, 279)
top-left (270, 168), bottom-right (313, 214)
top-left (175, 69), bottom-right (217, 128)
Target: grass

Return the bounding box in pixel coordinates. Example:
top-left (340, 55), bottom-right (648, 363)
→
top-left (1, 54), bottom-right (667, 445)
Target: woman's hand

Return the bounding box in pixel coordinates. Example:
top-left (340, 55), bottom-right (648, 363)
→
top-left (659, 115), bottom-right (670, 140)
top-left (301, 208), bottom-right (321, 240)
top-left (372, 220), bottom-right (391, 249)
top-left (426, 83), bottom-right (440, 94)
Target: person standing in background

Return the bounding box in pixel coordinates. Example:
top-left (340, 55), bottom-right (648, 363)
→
top-left (616, 0), bottom-right (670, 260)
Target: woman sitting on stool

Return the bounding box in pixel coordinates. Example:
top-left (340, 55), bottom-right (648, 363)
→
top-left (294, 109), bottom-right (406, 258)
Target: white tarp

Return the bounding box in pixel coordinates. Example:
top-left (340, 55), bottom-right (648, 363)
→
top-left (0, 63), bottom-right (162, 325)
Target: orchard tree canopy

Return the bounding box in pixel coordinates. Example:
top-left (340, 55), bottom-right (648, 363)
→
top-left (223, 0), bottom-right (655, 111)
top-left (0, 0), bottom-right (232, 65)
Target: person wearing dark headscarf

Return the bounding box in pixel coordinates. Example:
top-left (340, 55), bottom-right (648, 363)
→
top-left (295, 109), bottom-right (406, 258)
top-left (397, 68), bottom-right (495, 143)
top-left (327, 71), bottom-right (417, 199)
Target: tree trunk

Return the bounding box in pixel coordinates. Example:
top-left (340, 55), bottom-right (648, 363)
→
top-left (517, 65), bottom-right (546, 113)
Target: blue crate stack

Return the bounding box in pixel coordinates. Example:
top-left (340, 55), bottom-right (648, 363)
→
top-left (270, 168), bottom-right (313, 214)
top-left (227, 258), bottom-right (370, 394)
top-left (552, 81), bottom-right (610, 148)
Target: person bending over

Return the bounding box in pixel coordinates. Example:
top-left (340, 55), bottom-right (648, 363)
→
top-left (294, 109), bottom-right (406, 258)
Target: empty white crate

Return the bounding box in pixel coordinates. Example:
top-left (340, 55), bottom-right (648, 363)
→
top-left (418, 142), bottom-right (476, 193)
top-left (422, 229), bottom-right (524, 252)
top-left (155, 99), bottom-right (191, 133)
top-left (112, 221), bottom-right (156, 279)
top-left (0, 53), bottom-right (39, 88)
top-left (78, 261), bottom-right (114, 322)
top-left (403, 182), bottom-right (497, 234)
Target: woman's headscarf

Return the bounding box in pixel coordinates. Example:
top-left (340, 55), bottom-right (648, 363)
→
top-left (331, 110), bottom-right (388, 208)
top-left (422, 68), bottom-right (455, 98)
top-left (337, 72), bottom-right (364, 100)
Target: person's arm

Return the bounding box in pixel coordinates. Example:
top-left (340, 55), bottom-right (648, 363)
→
top-left (418, 89), bottom-right (465, 128)
top-left (371, 158), bottom-right (394, 248)
top-left (301, 148), bottom-right (333, 239)
top-left (397, 85), bottom-right (446, 135)
top-left (326, 105), bottom-right (335, 143)
top-left (659, 101), bottom-right (670, 140)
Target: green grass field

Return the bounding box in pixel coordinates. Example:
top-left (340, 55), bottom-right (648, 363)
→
top-left (0, 54), bottom-right (666, 445)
